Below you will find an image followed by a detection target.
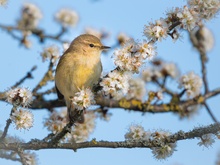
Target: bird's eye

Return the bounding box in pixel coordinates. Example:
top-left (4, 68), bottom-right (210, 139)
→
top-left (89, 44), bottom-right (94, 48)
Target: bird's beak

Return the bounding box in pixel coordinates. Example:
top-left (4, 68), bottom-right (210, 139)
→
top-left (100, 45), bottom-right (111, 50)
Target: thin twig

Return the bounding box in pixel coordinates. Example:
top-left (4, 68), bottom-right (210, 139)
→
top-left (0, 107), bottom-right (16, 141)
top-left (153, 79), bottom-right (174, 96)
top-left (32, 62), bottom-right (53, 94)
top-left (11, 65), bottom-right (37, 89)
top-left (0, 24), bottom-right (68, 43)
top-left (200, 52), bottom-right (209, 94)
top-left (49, 121), bottom-right (74, 144)
top-left (203, 102), bottom-right (218, 123)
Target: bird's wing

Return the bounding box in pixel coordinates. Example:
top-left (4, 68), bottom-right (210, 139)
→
top-left (55, 84), bottom-right (64, 100)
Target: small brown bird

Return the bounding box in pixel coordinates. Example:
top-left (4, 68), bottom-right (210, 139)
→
top-left (55, 34), bottom-right (110, 123)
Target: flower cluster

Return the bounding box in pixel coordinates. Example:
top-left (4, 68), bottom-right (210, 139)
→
top-left (197, 133), bottom-right (215, 148)
top-left (150, 131), bottom-right (177, 160)
top-left (55, 8), bottom-right (79, 27)
top-left (126, 77), bottom-right (146, 100)
top-left (176, 6), bottom-right (198, 31)
top-left (144, 0), bottom-right (220, 44)
top-left (0, 0), bottom-right (7, 6)
top-left (44, 110), bottom-right (96, 142)
top-left (142, 60), bottom-right (179, 82)
top-left (125, 125), bottom-right (150, 141)
top-left (71, 112), bottom-right (96, 142)
top-left (188, 0), bottom-right (220, 20)
top-left (117, 32), bottom-right (131, 45)
top-left (125, 125), bottom-right (176, 160)
top-left (71, 88), bottom-right (95, 111)
top-left (144, 18), bottom-right (168, 41)
top-left (6, 87), bottom-right (33, 107)
top-left (151, 143), bottom-right (177, 160)
top-left (179, 71), bottom-right (203, 98)
top-left (178, 105), bottom-right (200, 119)
top-left (11, 109), bottom-right (34, 130)
top-left (84, 27), bottom-right (109, 40)
top-left (100, 70), bottom-right (130, 100)
top-left (41, 45), bottom-right (60, 64)
top-left (44, 109), bottom-right (68, 134)
top-left (114, 39), bottom-right (156, 73)
top-left (17, 3), bottom-right (42, 29)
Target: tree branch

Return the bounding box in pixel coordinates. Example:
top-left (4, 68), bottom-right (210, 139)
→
top-left (0, 24), bottom-right (68, 44)
top-left (0, 123), bottom-right (219, 151)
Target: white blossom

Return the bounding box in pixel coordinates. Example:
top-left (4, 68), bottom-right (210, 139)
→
top-left (126, 78), bottom-right (146, 100)
top-left (188, 0), bottom-right (220, 20)
top-left (41, 45), bottom-right (60, 64)
top-left (72, 88), bottom-right (95, 111)
top-left (117, 32), bottom-right (131, 45)
top-left (151, 143), bottom-right (177, 160)
top-left (100, 71), bottom-right (130, 100)
top-left (71, 112), bottom-right (96, 142)
top-left (161, 62), bottom-right (179, 78)
top-left (114, 39), bottom-right (156, 73)
top-left (44, 109), bottom-right (68, 134)
top-left (142, 68), bottom-right (162, 82)
top-left (176, 6), bottom-right (198, 31)
top-left (6, 87), bottom-right (33, 107)
top-left (55, 8), bottom-right (79, 27)
top-left (144, 18), bottom-right (169, 41)
top-left (17, 3), bottom-right (42, 29)
top-left (179, 72), bottom-right (203, 97)
top-left (84, 27), bottom-right (106, 39)
top-left (198, 133), bottom-right (215, 148)
top-left (0, 0), bottom-right (7, 6)
top-left (151, 130), bottom-right (172, 141)
top-left (44, 110), bottom-right (96, 142)
top-left (11, 109), bottom-right (34, 130)
top-left (137, 40), bottom-right (157, 60)
top-left (125, 125), bottom-right (150, 141)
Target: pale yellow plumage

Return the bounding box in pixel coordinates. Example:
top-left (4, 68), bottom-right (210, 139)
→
top-left (55, 34), bottom-right (109, 123)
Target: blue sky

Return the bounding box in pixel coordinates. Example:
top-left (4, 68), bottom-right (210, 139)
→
top-left (0, 0), bottom-right (220, 165)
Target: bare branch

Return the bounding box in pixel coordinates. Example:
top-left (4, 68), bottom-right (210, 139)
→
top-left (32, 62), bottom-right (54, 95)
top-left (203, 102), bottom-right (218, 123)
top-left (0, 24), bottom-right (68, 44)
top-left (0, 107), bottom-right (16, 141)
top-left (11, 65), bottom-right (37, 89)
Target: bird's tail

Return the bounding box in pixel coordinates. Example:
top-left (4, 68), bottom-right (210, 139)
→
top-left (66, 100), bottom-right (84, 123)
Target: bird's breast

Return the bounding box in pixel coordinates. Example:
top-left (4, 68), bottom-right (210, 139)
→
top-left (70, 58), bottom-right (102, 90)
